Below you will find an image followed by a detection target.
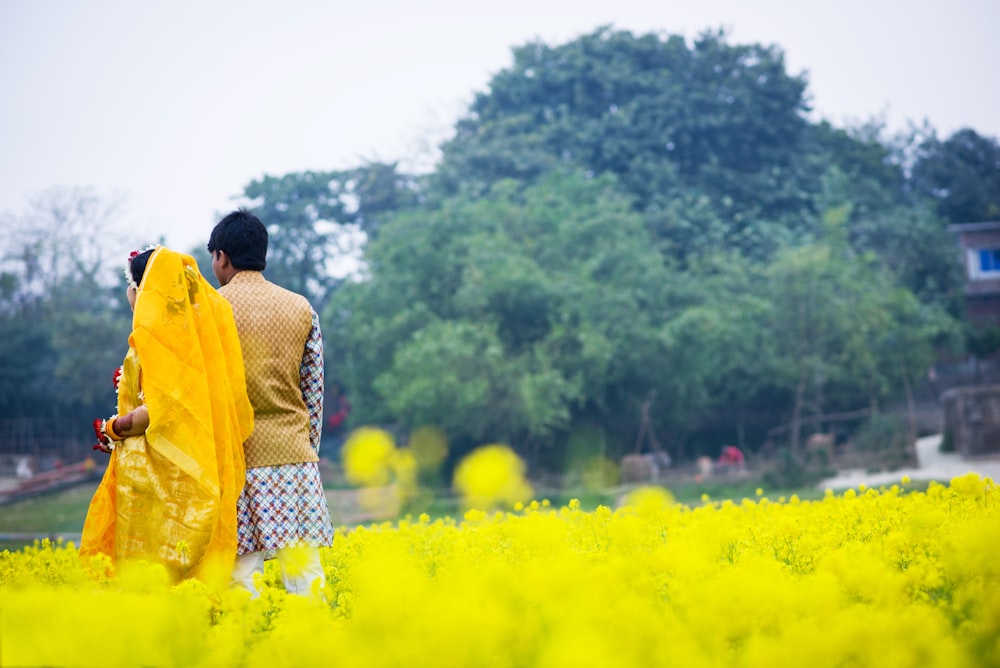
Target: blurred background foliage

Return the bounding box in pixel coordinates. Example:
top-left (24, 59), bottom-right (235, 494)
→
top-left (2, 27), bottom-right (996, 476)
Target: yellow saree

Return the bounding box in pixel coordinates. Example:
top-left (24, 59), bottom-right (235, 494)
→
top-left (80, 247), bottom-right (254, 584)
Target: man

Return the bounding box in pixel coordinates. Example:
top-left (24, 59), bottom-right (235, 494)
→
top-left (208, 208), bottom-right (333, 597)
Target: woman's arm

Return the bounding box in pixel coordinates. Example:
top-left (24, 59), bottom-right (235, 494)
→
top-left (106, 405), bottom-right (150, 439)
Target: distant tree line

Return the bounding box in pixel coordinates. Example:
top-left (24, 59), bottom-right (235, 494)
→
top-left (2, 28), bottom-right (999, 469)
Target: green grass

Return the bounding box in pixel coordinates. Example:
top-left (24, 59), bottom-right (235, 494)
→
top-left (0, 483), bottom-right (98, 533)
top-left (664, 479), bottom-right (828, 504)
top-left (0, 481), bottom-right (99, 551)
top-left (391, 479), bottom-right (829, 524)
top-left (0, 470), bottom-right (934, 551)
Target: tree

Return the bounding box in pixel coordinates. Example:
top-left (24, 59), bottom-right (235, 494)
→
top-left (0, 306), bottom-right (55, 418)
top-left (808, 159), bottom-right (964, 316)
top-left (803, 120), bottom-right (907, 220)
top-left (848, 204), bottom-right (964, 316)
top-left (433, 27), bottom-right (815, 261)
top-left (867, 289), bottom-right (959, 447)
top-left (0, 187), bottom-right (130, 422)
top-left (1, 186), bottom-right (126, 300)
top-left (234, 28), bottom-right (977, 463)
top-left (761, 209), bottom-right (958, 451)
top-left (657, 254), bottom-right (779, 455)
top-left (911, 128), bottom-right (1000, 223)
top-left (325, 171), bottom-right (682, 461)
top-left (242, 162), bottom-right (421, 308)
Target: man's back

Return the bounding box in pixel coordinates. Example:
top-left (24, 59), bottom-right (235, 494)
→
top-left (209, 207), bottom-right (333, 598)
top-left (219, 271), bottom-right (317, 468)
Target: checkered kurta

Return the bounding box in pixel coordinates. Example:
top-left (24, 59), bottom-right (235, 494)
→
top-left (236, 310), bottom-right (333, 554)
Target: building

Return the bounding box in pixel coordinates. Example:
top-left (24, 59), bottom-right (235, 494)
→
top-left (949, 221), bottom-right (1000, 325)
top-left (942, 385), bottom-right (1000, 457)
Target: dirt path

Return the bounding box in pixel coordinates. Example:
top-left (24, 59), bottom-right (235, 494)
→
top-left (818, 434), bottom-right (1000, 490)
top-left (325, 487), bottom-right (400, 526)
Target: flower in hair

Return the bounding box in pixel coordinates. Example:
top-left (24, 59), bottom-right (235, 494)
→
top-left (124, 245), bottom-right (158, 290)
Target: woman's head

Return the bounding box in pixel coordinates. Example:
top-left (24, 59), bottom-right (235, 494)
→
top-left (126, 247), bottom-right (156, 309)
top-left (129, 249), bottom-right (155, 287)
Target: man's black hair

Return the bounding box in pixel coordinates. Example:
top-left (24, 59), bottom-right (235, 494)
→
top-left (207, 208), bottom-right (268, 271)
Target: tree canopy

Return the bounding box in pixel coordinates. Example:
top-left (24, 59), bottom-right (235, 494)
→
top-left (242, 162), bottom-right (420, 309)
top-left (317, 28), bottom-right (973, 461)
top-left (911, 128), bottom-right (1000, 223)
top-left (328, 171), bottom-right (682, 455)
top-left (3, 27), bottom-right (994, 468)
top-left (437, 28), bottom-right (810, 218)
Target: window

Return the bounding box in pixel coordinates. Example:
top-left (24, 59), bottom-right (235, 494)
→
top-left (968, 248), bottom-right (1000, 280)
top-left (981, 249), bottom-right (1000, 272)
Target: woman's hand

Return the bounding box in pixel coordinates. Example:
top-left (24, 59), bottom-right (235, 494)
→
top-left (112, 406), bottom-right (150, 437)
top-left (90, 406), bottom-right (150, 453)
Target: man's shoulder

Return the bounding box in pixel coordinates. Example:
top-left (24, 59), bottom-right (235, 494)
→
top-left (265, 282), bottom-right (313, 311)
top-left (223, 273), bottom-right (313, 311)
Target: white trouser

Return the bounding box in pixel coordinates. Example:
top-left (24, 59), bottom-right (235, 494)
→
top-left (232, 546), bottom-right (326, 597)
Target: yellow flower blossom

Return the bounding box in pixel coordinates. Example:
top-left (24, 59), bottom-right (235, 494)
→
top-left (452, 443), bottom-right (533, 510)
top-left (342, 427), bottom-right (397, 487)
top-left (407, 425), bottom-right (449, 471)
top-left (1, 475), bottom-right (997, 667)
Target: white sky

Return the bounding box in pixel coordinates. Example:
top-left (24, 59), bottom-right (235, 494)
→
top-left (1, 0), bottom-right (998, 254)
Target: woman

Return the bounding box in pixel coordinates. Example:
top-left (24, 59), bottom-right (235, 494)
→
top-left (80, 246), bottom-right (254, 585)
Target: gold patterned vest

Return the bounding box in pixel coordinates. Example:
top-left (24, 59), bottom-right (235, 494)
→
top-left (219, 271), bottom-right (319, 468)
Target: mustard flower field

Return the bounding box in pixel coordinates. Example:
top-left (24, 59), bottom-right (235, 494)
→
top-left (1, 475), bottom-right (998, 667)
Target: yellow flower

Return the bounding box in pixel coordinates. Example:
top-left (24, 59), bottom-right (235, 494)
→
top-left (277, 543), bottom-right (312, 579)
top-left (452, 443), bottom-right (533, 510)
top-left (622, 486), bottom-right (675, 514)
top-left (407, 425), bottom-right (449, 471)
top-left (950, 472), bottom-right (988, 498)
top-left (2, 470), bottom-right (998, 666)
top-left (342, 427), bottom-right (397, 487)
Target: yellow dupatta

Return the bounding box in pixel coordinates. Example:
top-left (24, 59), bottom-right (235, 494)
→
top-left (80, 247), bottom-right (254, 585)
